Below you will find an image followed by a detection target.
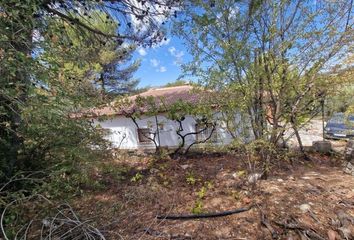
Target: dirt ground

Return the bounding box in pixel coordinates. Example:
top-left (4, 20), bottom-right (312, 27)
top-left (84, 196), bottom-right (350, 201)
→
top-left (72, 152), bottom-right (354, 240)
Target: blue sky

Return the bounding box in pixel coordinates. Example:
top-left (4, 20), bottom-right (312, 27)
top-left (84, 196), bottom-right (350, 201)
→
top-left (132, 36), bottom-right (191, 88)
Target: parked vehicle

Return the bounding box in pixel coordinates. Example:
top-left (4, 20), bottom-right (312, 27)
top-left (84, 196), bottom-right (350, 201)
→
top-left (324, 113), bottom-right (354, 140)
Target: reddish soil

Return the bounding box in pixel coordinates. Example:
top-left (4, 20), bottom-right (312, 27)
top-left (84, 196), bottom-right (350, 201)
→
top-left (72, 152), bottom-right (354, 239)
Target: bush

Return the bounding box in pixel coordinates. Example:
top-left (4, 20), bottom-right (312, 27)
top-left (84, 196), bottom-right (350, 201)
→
top-left (229, 139), bottom-right (278, 179)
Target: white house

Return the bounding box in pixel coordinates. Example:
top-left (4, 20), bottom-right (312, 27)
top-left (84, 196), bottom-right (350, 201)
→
top-left (85, 85), bottom-right (252, 150)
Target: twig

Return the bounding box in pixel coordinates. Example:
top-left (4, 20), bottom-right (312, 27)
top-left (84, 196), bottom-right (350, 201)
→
top-left (138, 196), bottom-right (176, 240)
top-left (0, 194), bottom-right (52, 240)
top-left (260, 212), bottom-right (278, 239)
top-left (0, 171), bottom-right (44, 193)
top-left (274, 219), bottom-right (325, 240)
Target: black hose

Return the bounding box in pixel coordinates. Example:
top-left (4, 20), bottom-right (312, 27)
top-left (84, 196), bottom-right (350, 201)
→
top-left (157, 205), bottom-right (253, 220)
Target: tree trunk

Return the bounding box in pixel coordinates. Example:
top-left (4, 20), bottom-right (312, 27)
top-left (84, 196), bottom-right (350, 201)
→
top-left (99, 73), bottom-right (106, 100)
top-left (1, 3), bottom-right (34, 176)
top-left (291, 116), bottom-right (308, 159)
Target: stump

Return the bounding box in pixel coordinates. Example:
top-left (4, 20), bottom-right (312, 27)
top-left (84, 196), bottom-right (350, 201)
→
top-left (312, 140), bottom-right (332, 153)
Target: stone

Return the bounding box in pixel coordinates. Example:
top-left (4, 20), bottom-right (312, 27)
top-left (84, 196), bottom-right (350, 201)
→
top-left (247, 173), bottom-right (262, 184)
top-left (299, 203), bottom-right (311, 213)
top-left (288, 176), bottom-right (295, 181)
top-left (345, 140), bottom-right (354, 161)
top-left (180, 164), bottom-right (191, 170)
top-left (312, 140), bottom-right (332, 153)
top-left (344, 162), bottom-right (354, 175)
top-left (301, 176), bottom-right (311, 180)
top-left (346, 140), bottom-right (354, 149)
top-left (327, 229), bottom-right (337, 240)
top-left (338, 227), bottom-right (352, 240)
top-left (149, 168), bottom-right (159, 174)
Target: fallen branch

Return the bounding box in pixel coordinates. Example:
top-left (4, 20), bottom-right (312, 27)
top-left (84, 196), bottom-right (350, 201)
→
top-left (157, 205), bottom-right (253, 220)
top-left (260, 212), bottom-right (278, 239)
top-left (274, 219), bottom-right (326, 240)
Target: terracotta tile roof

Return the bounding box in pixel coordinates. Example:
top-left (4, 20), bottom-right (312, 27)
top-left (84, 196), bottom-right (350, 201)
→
top-left (78, 85), bottom-right (205, 118)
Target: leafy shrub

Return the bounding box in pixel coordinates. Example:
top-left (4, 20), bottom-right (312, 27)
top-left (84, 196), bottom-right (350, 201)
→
top-left (131, 172), bottom-right (143, 183)
top-left (191, 181), bottom-right (213, 214)
top-left (185, 171), bottom-right (200, 185)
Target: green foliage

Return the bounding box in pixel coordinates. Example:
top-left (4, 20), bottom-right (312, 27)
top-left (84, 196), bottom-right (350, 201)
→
top-left (42, 10), bottom-right (140, 100)
top-left (0, 4), bottom-right (121, 181)
top-left (174, 0), bottom-right (353, 146)
top-left (230, 190), bottom-right (241, 201)
top-left (191, 199), bottom-right (204, 214)
top-left (191, 181), bottom-right (213, 214)
top-left (164, 80), bottom-right (190, 87)
top-left (131, 172), bottom-right (143, 183)
top-left (153, 148), bottom-right (171, 161)
top-left (100, 163), bottom-right (129, 182)
top-left (41, 160), bottom-right (106, 199)
top-left (197, 186), bottom-right (207, 199)
top-left (230, 138), bottom-right (278, 177)
top-left (0, 0), bottom-right (179, 237)
top-left (185, 171), bottom-right (200, 185)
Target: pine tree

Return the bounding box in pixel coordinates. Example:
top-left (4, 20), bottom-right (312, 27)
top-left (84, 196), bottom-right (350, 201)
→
top-left (96, 41), bottom-right (140, 98)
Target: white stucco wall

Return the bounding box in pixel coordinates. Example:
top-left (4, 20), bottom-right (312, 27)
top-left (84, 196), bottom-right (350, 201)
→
top-left (93, 112), bottom-right (252, 150)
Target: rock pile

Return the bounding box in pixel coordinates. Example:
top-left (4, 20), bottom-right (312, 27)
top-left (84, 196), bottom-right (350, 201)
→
top-left (344, 140), bottom-right (354, 176)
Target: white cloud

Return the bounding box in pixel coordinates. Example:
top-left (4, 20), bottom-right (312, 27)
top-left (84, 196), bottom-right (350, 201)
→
top-left (138, 47), bottom-right (147, 56)
top-left (149, 58), bottom-right (166, 72)
top-left (168, 46), bottom-right (176, 55)
top-left (150, 58), bottom-right (160, 67)
top-left (157, 66), bottom-right (167, 72)
top-left (168, 46), bottom-right (184, 65)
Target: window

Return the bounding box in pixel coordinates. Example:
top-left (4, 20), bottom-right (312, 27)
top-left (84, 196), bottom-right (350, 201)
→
top-left (137, 128), bottom-right (151, 143)
top-left (195, 123), bottom-right (217, 143)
